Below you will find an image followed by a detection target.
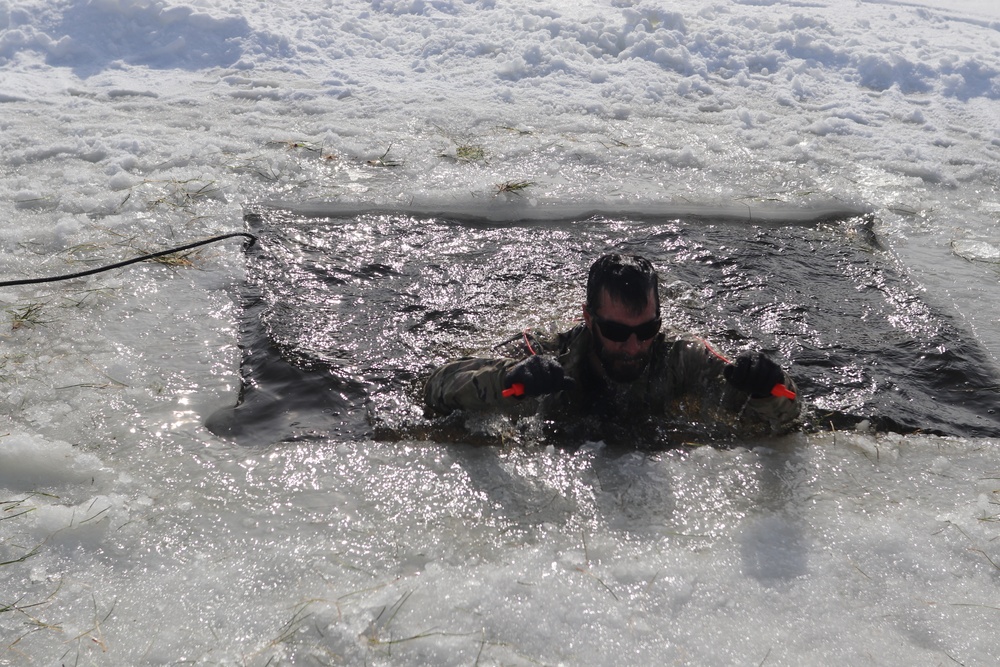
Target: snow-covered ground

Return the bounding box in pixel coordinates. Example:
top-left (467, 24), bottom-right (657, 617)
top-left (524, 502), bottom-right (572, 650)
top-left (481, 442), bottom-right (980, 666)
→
top-left (1, 1), bottom-right (999, 664)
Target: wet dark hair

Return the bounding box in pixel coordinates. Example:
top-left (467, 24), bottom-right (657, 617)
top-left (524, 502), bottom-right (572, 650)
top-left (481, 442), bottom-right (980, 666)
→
top-left (586, 254), bottom-right (660, 316)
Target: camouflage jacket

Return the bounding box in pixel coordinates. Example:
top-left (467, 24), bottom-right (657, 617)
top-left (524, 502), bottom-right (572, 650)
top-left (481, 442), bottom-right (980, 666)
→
top-left (424, 324), bottom-right (801, 443)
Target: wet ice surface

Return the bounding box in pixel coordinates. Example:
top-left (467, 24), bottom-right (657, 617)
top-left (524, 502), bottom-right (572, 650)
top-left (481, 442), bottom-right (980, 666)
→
top-left (4, 427), bottom-right (1000, 665)
top-left (2, 0), bottom-right (1000, 664)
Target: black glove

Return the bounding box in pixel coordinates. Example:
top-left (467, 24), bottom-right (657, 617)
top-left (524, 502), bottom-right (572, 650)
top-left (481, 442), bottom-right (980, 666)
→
top-left (723, 351), bottom-right (785, 398)
top-left (504, 355), bottom-right (575, 397)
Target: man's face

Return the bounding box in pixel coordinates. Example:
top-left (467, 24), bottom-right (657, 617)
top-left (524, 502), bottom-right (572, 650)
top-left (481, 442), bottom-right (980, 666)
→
top-left (584, 288), bottom-right (659, 383)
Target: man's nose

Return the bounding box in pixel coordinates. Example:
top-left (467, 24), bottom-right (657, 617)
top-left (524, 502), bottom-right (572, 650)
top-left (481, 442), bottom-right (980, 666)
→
top-left (623, 333), bottom-right (642, 353)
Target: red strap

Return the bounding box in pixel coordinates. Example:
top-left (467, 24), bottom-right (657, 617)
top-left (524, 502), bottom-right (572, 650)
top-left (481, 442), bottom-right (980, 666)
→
top-left (522, 329), bottom-right (538, 356)
top-left (699, 337), bottom-right (733, 364)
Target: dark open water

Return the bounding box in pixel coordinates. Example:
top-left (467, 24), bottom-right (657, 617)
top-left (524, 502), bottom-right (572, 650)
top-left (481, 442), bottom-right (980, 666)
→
top-left (206, 206), bottom-right (1000, 446)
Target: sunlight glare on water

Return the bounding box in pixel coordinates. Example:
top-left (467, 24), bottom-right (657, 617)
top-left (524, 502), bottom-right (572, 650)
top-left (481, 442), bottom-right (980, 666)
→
top-left (221, 208), bottom-right (1000, 447)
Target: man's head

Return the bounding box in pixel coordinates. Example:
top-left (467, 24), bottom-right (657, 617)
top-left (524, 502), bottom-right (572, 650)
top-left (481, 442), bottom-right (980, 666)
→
top-left (585, 254), bottom-right (660, 317)
top-left (583, 254), bottom-right (661, 383)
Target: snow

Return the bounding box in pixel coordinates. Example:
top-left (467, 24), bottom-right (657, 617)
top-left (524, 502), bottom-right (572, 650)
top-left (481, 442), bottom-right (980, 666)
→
top-left (1, 0), bottom-right (999, 665)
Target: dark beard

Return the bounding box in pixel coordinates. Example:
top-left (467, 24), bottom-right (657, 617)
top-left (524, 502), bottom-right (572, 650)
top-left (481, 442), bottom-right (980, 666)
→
top-left (593, 335), bottom-right (651, 383)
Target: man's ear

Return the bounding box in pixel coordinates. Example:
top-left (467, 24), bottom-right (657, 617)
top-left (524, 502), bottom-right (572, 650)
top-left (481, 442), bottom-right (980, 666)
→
top-left (582, 303), bottom-right (592, 329)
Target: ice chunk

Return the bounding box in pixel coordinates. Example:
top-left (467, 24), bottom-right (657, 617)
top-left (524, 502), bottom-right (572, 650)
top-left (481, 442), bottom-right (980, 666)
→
top-left (952, 239), bottom-right (1000, 263)
top-left (0, 432), bottom-right (105, 491)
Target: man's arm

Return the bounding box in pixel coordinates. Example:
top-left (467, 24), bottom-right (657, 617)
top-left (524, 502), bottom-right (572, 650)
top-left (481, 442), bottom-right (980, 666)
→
top-left (736, 371), bottom-right (801, 433)
top-left (674, 340), bottom-right (801, 434)
top-left (423, 357), bottom-right (518, 414)
top-left (424, 354), bottom-right (575, 414)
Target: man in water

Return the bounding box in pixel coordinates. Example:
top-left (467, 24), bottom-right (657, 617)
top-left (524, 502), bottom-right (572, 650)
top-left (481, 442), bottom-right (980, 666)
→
top-left (424, 254), bottom-right (800, 442)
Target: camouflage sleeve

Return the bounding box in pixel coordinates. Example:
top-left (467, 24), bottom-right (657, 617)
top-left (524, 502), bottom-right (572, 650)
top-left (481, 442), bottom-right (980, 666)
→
top-left (740, 374), bottom-right (800, 433)
top-left (672, 339), bottom-right (801, 435)
top-left (423, 357), bottom-right (520, 414)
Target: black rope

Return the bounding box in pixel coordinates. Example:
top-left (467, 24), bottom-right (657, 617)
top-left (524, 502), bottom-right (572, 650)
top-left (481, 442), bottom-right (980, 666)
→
top-left (0, 233), bottom-right (258, 288)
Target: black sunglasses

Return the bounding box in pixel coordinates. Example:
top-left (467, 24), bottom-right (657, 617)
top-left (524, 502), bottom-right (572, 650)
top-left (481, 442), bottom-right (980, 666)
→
top-left (593, 316), bottom-right (661, 343)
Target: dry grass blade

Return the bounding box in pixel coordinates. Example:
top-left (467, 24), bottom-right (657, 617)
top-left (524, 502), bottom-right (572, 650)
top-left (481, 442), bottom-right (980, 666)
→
top-left (497, 125), bottom-right (532, 136)
top-left (494, 180), bottom-right (535, 196)
top-left (575, 566), bottom-right (620, 601)
top-left (0, 544), bottom-right (42, 567)
top-left (7, 302), bottom-right (49, 330)
top-left (142, 178), bottom-right (222, 210)
top-left (66, 595), bottom-right (115, 653)
top-left (970, 548), bottom-right (1000, 570)
top-left (270, 139), bottom-right (322, 152)
top-left (367, 144), bottom-right (403, 167)
top-left (364, 589), bottom-right (414, 646)
top-left (148, 251), bottom-right (198, 268)
top-left (456, 145), bottom-right (485, 161)
top-left (2, 579), bottom-right (63, 622)
top-left (269, 599), bottom-right (319, 646)
top-left (0, 507), bottom-right (35, 522)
